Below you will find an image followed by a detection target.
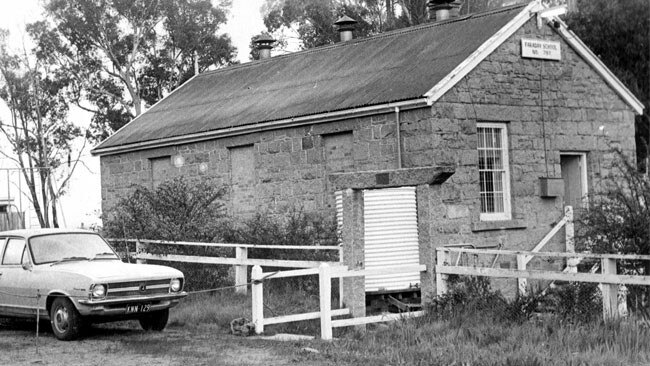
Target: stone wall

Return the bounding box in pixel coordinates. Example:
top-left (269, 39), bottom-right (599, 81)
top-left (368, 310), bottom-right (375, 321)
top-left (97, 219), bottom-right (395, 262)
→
top-left (100, 111), bottom-right (402, 218)
top-left (99, 17), bottom-right (637, 301)
top-left (403, 19), bottom-right (636, 298)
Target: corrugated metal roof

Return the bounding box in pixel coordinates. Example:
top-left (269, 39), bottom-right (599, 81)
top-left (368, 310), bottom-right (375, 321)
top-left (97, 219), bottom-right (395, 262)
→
top-left (94, 5), bottom-right (526, 152)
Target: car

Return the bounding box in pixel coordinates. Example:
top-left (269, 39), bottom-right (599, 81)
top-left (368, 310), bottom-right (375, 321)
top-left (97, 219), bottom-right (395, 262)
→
top-left (0, 229), bottom-right (187, 340)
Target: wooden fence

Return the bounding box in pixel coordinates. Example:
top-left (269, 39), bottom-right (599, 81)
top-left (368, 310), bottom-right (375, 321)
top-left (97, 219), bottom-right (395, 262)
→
top-left (106, 238), bottom-right (342, 294)
top-left (435, 247), bottom-right (650, 321)
top-left (251, 263), bottom-right (427, 340)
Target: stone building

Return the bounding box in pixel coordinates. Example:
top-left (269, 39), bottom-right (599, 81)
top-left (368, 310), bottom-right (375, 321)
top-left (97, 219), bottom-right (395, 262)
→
top-left (92, 2), bottom-right (644, 312)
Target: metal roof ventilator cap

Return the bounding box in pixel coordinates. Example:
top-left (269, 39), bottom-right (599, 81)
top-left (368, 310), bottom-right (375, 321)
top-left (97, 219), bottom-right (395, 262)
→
top-left (427, 0), bottom-right (463, 21)
top-left (334, 15), bottom-right (358, 42)
top-left (254, 34), bottom-right (276, 60)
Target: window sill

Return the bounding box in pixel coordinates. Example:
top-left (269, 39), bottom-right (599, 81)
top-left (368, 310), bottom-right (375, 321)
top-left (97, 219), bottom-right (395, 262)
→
top-left (471, 220), bottom-right (527, 232)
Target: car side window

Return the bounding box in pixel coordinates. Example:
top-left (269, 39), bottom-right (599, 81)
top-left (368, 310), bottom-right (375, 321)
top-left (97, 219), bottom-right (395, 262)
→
top-left (2, 238), bottom-right (26, 265)
top-left (0, 237), bottom-right (6, 259)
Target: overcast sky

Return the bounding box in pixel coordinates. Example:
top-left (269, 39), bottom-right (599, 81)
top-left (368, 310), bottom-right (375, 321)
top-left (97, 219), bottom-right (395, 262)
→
top-left (0, 0), bottom-right (266, 228)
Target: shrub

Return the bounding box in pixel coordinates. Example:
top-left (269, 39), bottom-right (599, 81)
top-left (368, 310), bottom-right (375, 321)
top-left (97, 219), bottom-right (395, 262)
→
top-left (428, 276), bottom-right (600, 325)
top-left (218, 208), bottom-right (339, 294)
top-left (577, 150), bottom-right (650, 310)
top-left (102, 177), bottom-right (229, 290)
top-left (103, 176), bottom-right (226, 242)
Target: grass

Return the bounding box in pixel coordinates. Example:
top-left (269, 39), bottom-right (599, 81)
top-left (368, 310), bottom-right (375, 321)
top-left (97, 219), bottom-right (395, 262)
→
top-left (168, 284), bottom-right (325, 335)
top-left (169, 291), bottom-right (251, 329)
top-left (166, 286), bottom-right (650, 366)
top-left (318, 313), bottom-right (650, 366)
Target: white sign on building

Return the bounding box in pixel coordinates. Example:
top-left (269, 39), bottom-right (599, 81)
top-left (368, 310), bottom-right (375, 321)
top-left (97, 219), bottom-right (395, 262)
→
top-left (521, 38), bottom-right (562, 61)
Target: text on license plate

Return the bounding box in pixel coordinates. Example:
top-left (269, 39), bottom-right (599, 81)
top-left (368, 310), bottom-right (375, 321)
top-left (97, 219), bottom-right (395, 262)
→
top-left (125, 304), bottom-right (151, 314)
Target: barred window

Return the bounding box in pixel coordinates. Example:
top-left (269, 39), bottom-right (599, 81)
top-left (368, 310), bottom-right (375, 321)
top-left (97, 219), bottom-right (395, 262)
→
top-left (477, 123), bottom-right (511, 221)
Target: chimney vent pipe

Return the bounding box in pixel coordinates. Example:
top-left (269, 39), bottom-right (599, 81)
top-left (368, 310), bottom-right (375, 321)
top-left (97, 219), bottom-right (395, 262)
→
top-left (254, 34), bottom-right (276, 60)
top-left (427, 0), bottom-right (462, 21)
top-left (334, 15), bottom-right (358, 42)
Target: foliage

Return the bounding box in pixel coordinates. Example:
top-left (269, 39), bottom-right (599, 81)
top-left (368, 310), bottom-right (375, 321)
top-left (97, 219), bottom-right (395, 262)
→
top-left (102, 182), bottom-right (339, 292)
top-left (258, 0), bottom-right (429, 52)
top-left (0, 29), bottom-right (84, 228)
top-left (576, 151), bottom-right (650, 308)
top-left (219, 209), bottom-right (339, 293)
top-left (428, 276), bottom-right (539, 324)
top-left (566, 0), bottom-right (650, 170)
top-left (256, 0), bottom-right (539, 55)
top-left (219, 208), bottom-right (339, 262)
top-left (541, 282), bottom-right (601, 323)
top-left (103, 176), bottom-right (226, 241)
top-left (577, 152), bottom-right (650, 257)
top-left (320, 312), bottom-right (650, 365)
top-left (102, 177), bottom-right (228, 291)
top-left (32, 0), bottom-right (236, 141)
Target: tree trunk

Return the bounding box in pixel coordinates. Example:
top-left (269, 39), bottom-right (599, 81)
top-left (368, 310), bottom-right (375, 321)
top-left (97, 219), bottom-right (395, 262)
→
top-left (48, 178), bottom-right (59, 228)
top-left (386, 0), bottom-right (395, 22)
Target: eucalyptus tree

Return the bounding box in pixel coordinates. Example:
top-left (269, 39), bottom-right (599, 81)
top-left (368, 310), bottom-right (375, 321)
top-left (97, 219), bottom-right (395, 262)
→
top-left (0, 30), bottom-right (83, 228)
top-left (34, 0), bottom-right (236, 141)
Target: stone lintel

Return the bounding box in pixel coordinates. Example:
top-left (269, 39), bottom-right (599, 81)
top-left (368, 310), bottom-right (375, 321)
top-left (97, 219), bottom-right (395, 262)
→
top-left (328, 166), bottom-right (455, 190)
top-left (471, 219), bottom-right (527, 232)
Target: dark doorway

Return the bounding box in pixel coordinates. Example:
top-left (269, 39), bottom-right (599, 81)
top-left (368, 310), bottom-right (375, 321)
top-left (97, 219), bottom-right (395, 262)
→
top-left (560, 153), bottom-right (587, 210)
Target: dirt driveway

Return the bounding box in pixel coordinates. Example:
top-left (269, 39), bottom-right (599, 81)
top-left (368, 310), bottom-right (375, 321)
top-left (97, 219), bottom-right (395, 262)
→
top-left (0, 319), bottom-right (332, 366)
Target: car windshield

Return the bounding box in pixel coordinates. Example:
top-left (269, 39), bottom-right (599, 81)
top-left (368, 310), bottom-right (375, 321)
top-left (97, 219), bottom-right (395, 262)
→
top-left (29, 233), bottom-right (119, 265)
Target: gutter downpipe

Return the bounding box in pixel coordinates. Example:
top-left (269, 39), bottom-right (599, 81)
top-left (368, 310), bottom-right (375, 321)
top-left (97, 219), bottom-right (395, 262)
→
top-left (395, 107), bottom-right (402, 169)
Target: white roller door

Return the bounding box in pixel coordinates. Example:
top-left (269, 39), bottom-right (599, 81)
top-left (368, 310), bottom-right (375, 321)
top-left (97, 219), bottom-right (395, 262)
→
top-left (363, 187), bottom-right (420, 292)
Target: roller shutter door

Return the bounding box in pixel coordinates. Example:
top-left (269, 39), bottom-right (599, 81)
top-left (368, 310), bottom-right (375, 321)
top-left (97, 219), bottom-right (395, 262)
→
top-left (363, 187), bottom-right (420, 292)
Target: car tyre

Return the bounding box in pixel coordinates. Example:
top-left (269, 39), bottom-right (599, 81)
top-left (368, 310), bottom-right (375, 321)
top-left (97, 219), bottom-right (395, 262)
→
top-left (50, 297), bottom-right (84, 341)
top-left (139, 309), bottom-right (169, 331)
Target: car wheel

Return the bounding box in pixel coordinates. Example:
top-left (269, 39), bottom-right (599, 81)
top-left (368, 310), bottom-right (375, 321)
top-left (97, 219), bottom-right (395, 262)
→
top-left (139, 309), bottom-right (169, 331)
top-left (50, 297), bottom-right (84, 341)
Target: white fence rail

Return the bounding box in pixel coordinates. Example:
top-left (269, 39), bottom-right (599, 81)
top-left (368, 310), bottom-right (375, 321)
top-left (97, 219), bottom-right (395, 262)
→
top-left (252, 263), bottom-right (427, 340)
top-left (106, 238), bottom-right (342, 294)
top-left (435, 247), bottom-right (650, 321)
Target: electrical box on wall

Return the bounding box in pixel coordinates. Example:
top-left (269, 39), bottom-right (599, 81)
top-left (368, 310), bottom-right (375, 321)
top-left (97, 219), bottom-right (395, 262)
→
top-left (539, 177), bottom-right (564, 198)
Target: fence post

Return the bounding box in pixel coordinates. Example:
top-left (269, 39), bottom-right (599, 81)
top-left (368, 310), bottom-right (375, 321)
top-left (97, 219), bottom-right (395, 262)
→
top-left (235, 246), bottom-right (248, 294)
top-left (565, 206), bottom-right (577, 273)
top-left (319, 263), bottom-right (333, 340)
top-left (251, 265), bottom-right (264, 334)
top-left (338, 245), bottom-right (344, 309)
top-left (517, 254), bottom-right (527, 296)
top-left (436, 248), bottom-right (450, 296)
top-left (135, 239), bottom-right (147, 264)
top-left (601, 258), bottom-right (619, 322)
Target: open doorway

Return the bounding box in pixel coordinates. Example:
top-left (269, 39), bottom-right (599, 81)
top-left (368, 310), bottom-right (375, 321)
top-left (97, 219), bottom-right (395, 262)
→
top-left (560, 153), bottom-right (588, 210)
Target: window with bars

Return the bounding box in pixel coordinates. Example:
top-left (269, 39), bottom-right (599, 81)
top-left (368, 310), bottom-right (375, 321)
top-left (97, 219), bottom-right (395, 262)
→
top-left (477, 123), bottom-right (511, 221)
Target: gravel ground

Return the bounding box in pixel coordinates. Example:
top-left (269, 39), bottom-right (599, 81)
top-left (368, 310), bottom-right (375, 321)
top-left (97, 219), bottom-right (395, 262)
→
top-left (0, 318), bottom-right (331, 366)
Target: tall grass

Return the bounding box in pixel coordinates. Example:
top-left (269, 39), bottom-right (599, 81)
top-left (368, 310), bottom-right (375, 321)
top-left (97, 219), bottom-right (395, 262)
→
top-left (167, 279), bottom-right (650, 365)
top-left (320, 314), bottom-right (650, 366)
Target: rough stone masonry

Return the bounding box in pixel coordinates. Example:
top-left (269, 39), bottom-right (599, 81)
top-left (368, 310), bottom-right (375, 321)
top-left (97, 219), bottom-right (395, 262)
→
top-left (100, 17), bottom-right (636, 310)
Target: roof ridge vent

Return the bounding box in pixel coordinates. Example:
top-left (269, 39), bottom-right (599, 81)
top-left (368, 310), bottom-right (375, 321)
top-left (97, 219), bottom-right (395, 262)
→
top-left (428, 0), bottom-right (463, 21)
top-left (253, 34), bottom-right (277, 60)
top-left (334, 15), bottom-right (358, 42)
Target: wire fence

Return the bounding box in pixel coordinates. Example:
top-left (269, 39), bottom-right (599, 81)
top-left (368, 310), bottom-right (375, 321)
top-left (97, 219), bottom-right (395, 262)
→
top-left (434, 247), bottom-right (650, 324)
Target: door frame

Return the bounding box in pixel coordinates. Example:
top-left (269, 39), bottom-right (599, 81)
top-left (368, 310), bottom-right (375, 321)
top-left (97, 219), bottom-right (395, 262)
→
top-left (560, 152), bottom-right (589, 206)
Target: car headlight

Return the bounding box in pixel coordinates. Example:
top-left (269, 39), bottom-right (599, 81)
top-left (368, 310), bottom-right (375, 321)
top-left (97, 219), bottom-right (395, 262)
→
top-left (170, 278), bottom-right (182, 292)
top-left (91, 284), bottom-right (106, 298)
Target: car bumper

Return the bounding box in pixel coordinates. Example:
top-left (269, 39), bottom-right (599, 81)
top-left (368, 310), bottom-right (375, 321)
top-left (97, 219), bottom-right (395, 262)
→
top-left (76, 292), bottom-right (188, 317)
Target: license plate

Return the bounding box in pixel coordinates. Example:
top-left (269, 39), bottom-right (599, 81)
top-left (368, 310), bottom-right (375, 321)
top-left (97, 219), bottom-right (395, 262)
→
top-left (125, 304), bottom-right (151, 314)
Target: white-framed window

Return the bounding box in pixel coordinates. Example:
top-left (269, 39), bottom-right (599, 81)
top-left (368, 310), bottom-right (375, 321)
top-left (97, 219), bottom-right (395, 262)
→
top-left (477, 123), bottom-right (511, 221)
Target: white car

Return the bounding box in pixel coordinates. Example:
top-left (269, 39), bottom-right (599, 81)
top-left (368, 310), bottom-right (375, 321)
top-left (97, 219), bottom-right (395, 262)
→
top-left (0, 229), bottom-right (187, 340)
